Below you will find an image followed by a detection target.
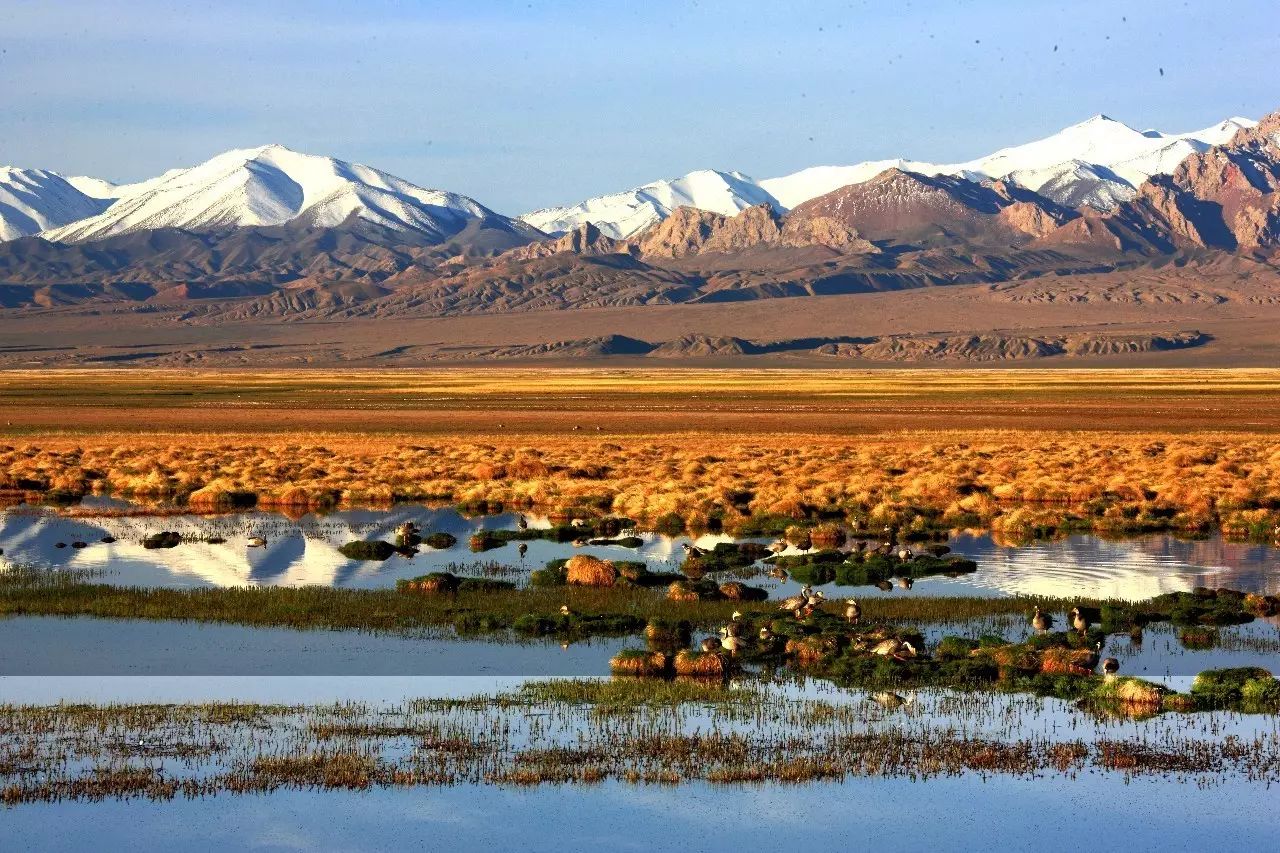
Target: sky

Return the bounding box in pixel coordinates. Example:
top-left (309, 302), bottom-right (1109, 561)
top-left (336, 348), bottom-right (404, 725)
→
top-left (1, 0), bottom-right (1276, 215)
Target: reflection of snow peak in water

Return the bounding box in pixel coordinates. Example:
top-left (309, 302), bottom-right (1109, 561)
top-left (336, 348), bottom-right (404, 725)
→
top-left (2, 504), bottom-right (1280, 599)
top-left (0, 506), bottom-right (692, 589)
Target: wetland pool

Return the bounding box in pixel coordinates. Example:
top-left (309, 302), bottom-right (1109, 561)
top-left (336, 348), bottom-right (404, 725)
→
top-left (4, 503), bottom-right (1280, 600)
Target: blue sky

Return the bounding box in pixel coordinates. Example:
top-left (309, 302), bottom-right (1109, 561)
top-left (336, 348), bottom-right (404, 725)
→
top-left (1, 0), bottom-right (1275, 214)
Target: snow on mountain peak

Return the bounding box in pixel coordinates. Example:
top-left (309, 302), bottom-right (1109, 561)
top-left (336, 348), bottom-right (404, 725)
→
top-left (519, 168), bottom-right (781, 239)
top-left (0, 167), bottom-right (110, 241)
top-left (40, 145), bottom-right (501, 244)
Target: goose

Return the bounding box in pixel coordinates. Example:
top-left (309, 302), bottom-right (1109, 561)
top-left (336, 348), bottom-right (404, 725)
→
top-left (1101, 657), bottom-right (1120, 678)
top-left (1031, 606), bottom-right (1052, 633)
top-left (805, 591), bottom-right (825, 606)
top-left (682, 543), bottom-right (708, 558)
top-left (570, 518), bottom-right (588, 528)
top-left (897, 576), bottom-right (914, 590)
top-left (247, 537), bottom-right (267, 548)
top-left (723, 620), bottom-right (744, 638)
top-left (767, 566), bottom-right (789, 581)
top-left (876, 580), bottom-right (894, 591)
top-left (1070, 607), bottom-right (1090, 633)
top-left (845, 599), bottom-right (862, 624)
top-left (719, 629), bottom-right (742, 654)
top-left (871, 639), bottom-right (917, 661)
top-left (800, 585), bottom-right (814, 598)
top-left (572, 537), bottom-right (589, 547)
top-left (701, 636), bottom-right (722, 653)
top-left (731, 610), bottom-right (743, 622)
top-left (897, 548), bottom-right (913, 561)
top-left (767, 538), bottom-right (788, 554)
top-left (778, 594), bottom-right (807, 615)
top-left (517, 515), bottom-right (528, 530)
top-left (518, 543), bottom-right (528, 558)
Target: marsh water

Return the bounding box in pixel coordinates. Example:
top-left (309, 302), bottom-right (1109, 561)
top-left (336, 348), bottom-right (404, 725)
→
top-left (4, 502), bottom-right (1280, 599)
top-left (5, 501), bottom-right (1280, 851)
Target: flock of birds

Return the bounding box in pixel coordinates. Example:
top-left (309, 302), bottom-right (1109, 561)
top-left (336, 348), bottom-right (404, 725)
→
top-left (1033, 605), bottom-right (1121, 678)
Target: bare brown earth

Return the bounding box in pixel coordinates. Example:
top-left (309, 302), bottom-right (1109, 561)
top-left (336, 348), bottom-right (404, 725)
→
top-left (3, 262), bottom-right (1280, 368)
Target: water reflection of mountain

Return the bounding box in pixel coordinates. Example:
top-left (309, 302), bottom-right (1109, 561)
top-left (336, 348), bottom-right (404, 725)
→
top-left (3, 506), bottom-right (1279, 599)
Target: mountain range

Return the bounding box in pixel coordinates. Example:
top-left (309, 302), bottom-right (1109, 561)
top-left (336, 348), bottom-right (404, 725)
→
top-left (2, 108), bottom-right (1279, 366)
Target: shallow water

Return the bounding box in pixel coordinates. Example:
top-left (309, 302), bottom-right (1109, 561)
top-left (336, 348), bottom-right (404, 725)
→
top-left (0, 616), bottom-right (627, 676)
top-left (9, 776), bottom-right (1279, 853)
top-left (5, 676), bottom-right (1280, 852)
top-left (4, 503), bottom-right (1280, 600)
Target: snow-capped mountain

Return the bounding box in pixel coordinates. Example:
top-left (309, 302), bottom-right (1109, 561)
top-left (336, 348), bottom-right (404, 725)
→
top-left (41, 144), bottom-right (522, 244)
top-left (520, 169), bottom-right (782, 239)
top-left (0, 168), bottom-right (110, 241)
top-left (524, 114), bottom-right (1256, 237)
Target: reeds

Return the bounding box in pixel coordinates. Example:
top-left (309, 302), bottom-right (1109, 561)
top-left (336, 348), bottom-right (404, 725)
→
top-left (3, 675), bottom-right (1279, 805)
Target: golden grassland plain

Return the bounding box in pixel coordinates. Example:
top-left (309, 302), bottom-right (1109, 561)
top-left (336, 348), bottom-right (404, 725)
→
top-left (5, 368), bottom-right (1280, 538)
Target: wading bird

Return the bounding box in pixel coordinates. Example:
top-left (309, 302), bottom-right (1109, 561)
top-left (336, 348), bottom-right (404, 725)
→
top-left (845, 599), bottom-right (862, 624)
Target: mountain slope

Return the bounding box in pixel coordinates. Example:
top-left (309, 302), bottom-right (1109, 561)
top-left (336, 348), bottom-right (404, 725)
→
top-left (0, 169), bottom-right (109, 241)
top-left (41, 144), bottom-right (538, 245)
top-left (519, 169), bottom-right (781, 239)
top-left (529, 114), bottom-right (1255, 239)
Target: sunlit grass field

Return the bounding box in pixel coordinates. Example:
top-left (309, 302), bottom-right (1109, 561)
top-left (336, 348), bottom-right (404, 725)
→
top-left (4, 368), bottom-right (1280, 538)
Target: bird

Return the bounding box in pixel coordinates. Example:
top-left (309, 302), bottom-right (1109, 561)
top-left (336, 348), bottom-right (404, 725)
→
top-left (559, 605), bottom-right (572, 617)
top-left (518, 543), bottom-right (528, 559)
top-left (719, 629), bottom-right (742, 654)
top-left (1070, 607), bottom-right (1090, 633)
top-left (247, 536), bottom-right (267, 548)
top-left (845, 599), bottom-right (862, 624)
top-left (1032, 607), bottom-right (1053, 633)
top-left (517, 515), bottom-right (528, 530)
top-left (767, 538), bottom-right (787, 554)
top-left (767, 566), bottom-right (789, 581)
top-left (897, 576), bottom-right (914, 590)
top-left (731, 610), bottom-right (743, 622)
top-left (682, 542), bottom-right (707, 558)
top-left (897, 548), bottom-right (913, 561)
top-left (701, 636), bottom-right (722, 653)
top-left (871, 639), bottom-right (917, 661)
top-left (778, 594), bottom-right (807, 615)
top-left (1102, 657), bottom-right (1120, 679)
top-left (723, 621), bottom-right (744, 639)
top-left (800, 585), bottom-right (813, 598)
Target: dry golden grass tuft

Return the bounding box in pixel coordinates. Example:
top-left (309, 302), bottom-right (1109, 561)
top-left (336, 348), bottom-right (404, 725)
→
top-left (4, 368), bottom-right (1280, 537)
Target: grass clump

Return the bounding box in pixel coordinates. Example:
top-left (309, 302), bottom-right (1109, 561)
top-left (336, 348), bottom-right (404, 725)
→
top-left (338, 540), bottom-right (396, 561)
